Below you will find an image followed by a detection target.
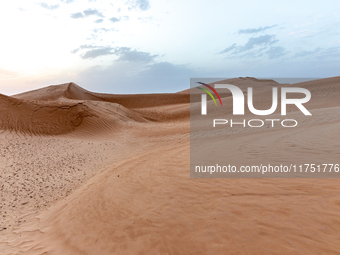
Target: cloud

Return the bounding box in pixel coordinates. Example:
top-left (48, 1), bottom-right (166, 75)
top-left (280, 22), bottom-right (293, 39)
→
top-left (219, 34), bottom-right (287, 60)
top-left (81, 47), bottom-right (115, 59)
top-left (238, 25), bottom-right (277, 34)
top-left (240, 35), bottom-right (278, 51)
top-left (79, 45), bottom-right (99, 49)
top-left (71, 9), bottom-right (104, 19)
top-left (70, 12), bottom-right (84, 19)
top-left (219, 43), bottom-right (237, 54)
top-left (220, 35), bottom-right (278, 55)
top-left (127, 0), bottom-right (151, 11)
top-left (39, 3), bottom-right (60, 10)
top-left (115, 47), bottom-right (158, 62)
top-left (317, 47), bottom-right (340, 59)
top-left (265, 46), bottom-right (288, 59)
top-left (83, 8), bottom-right (104, 17)
top-left (92, 28), bottom-right (115, 33)
top-left (219, 29), bottom-right (288, 60)
top-left (71, 45), bottom-right (98, 54)
top-left (294, 47), bottom-right (322, 58)
top-left (293, 47), bottom-right (340, 61)
top-left (136, 0), bottom-right (150, 11)
top-left (109, 17), bottom-right (120, 23)
top-left (60, 0), bottom-right (74, 3)
top-left (87, 28), bottom-right (115, 39)
top-left (73, 45), bottom-right (158, 62)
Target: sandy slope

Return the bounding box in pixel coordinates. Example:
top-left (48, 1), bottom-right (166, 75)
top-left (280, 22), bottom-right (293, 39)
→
top-left (1, 77), bottom-right (340, 254)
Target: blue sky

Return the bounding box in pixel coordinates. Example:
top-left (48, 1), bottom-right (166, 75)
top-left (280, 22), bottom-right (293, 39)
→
top-left (0, 0), bottom-right (339, 95)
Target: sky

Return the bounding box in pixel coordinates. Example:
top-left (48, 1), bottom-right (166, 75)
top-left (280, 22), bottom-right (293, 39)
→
top-left (0, 0), bottom-right (339, 95)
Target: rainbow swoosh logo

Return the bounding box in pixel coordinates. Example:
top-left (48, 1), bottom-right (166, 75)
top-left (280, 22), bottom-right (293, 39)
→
top-left (196, 82), bottom-right (222, 106)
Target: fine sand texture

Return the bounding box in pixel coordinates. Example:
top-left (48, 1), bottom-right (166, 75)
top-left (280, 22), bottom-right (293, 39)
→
top-left (1, 77), bottom-right (340, 254)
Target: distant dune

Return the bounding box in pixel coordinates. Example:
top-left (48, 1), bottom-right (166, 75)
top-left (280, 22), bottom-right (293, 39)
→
top-left (1, 77), bottom-right (340, 255)
top-left (14, 82), bottom-right (190, 108)
top-left (0, 82), bottom-right (192, 135)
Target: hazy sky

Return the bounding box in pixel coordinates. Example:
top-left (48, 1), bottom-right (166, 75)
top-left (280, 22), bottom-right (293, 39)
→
top-left (0, 0), bottom-right (339, 95)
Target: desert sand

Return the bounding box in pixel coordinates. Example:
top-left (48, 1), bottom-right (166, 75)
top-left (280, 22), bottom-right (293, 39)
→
top-left (1, 78), bottom-right (340, 254)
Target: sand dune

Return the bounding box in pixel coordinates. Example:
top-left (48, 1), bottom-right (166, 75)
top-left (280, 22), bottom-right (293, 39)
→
top-left (1, 77), bottom-right (340, 254)
top-left (14, 82), bottom-right (190, 109)
top-left (0, 92), bottom-right (149, 135)
top-left (12, 82), bottom-right (190, 126)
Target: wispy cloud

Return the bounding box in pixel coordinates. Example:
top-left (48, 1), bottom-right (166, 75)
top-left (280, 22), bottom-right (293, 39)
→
top-left (92, 28), bottom-right (116, 33)
top-left (81, 47), bottom-right (114, 59)
top-left (39, 3), bottom-right (60, 10)
top-left (127, 0), bottom-right (151, 11)
top-left (238, 25), bottom-right (277, 34)
top-left (294, 47), bottom-right (322, 57)
top-left (220, 34), bottom-right (278, 54)
top-left (219, 43), bottom-right (237, 54)
top-left (115, 47), bottom-right (158, 62)
top-left (70, 9), bottom-right (104, 19)
top-left (83, 8), bottom-right (104, 17)
top-left (136, 0), bottom-right (150, 11)
top-left (219, 34), bottom-right (287, 59)
top-left (109, 17), bottom-right (120, 23)
top-left (70, 12), bottom-right (84, 19)
top-left (240, 34), bottom-right (278, 51)
top-left (72, 45), bottom-right (158, 62)
top-left (265, 46), bottom-right (288, 59)
top-left (293, 47), bottom-right (340, 60)
top-left (60, 0), bottom-right (74, 3)
top-left (71, 44), bottom-right (98, 54)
